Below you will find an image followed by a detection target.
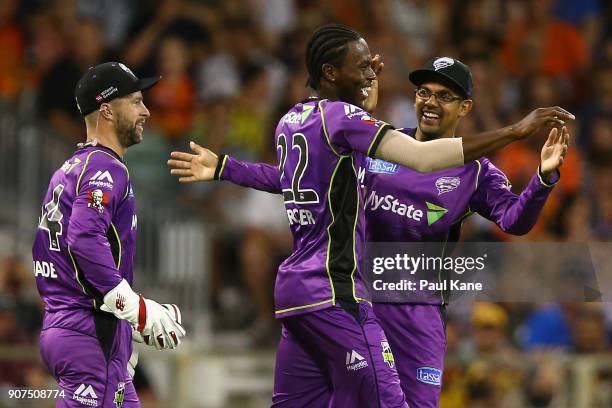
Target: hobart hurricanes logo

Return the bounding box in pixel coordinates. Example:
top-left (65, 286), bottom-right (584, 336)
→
top-left (435, 176), bottom-right (460, 195)
top-left (433, 57), bottom-right (454, 70)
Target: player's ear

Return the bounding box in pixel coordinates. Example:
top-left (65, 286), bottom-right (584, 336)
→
top-left (322, 63), bottom-right (336, 84)
top-left (458, 99), bottom-right (473, 118)
top-left (99, 103), bottom-right (113, 121)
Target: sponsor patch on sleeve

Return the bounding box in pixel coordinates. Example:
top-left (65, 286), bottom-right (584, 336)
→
top-left (381, 340), bottom-right (395, 368)
top-left (88, 169), bottom-right (114, 189)
top-left (360, 115), bottom-right (387, 127)
top-left (366, 157), bottom-right (399, 174)
top-left (87, 189), bottom-right (109, 213)
top-left (416, 367), bottom-right (442, 386)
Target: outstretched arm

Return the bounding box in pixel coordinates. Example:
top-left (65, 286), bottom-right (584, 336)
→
top-left (470, 127), bottom-right (569, 235)
top-left (373, 107), bottom-right (575, 172)
top-left (360, 54), bottom-right (574, 173)
top-left (214, 154), bottom-right (281, 193)
top-left (168, 142), bottom-right (282, 193)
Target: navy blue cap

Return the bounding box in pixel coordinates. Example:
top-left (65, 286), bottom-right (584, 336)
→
top-left (409, 57), bottom-right (473, 99)
top-left (75, 62), bottom-right (160, 116)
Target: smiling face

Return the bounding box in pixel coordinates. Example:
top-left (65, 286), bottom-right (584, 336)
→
top-left (110, 91), bottom-right (150, 148)
top-left (322, 39), bottom-right (376, 108)
top-left (414, 82), bottom-right (473, 140)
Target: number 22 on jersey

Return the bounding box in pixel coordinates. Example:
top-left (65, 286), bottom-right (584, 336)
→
top-left (277, 133), bottom-right (320, 204)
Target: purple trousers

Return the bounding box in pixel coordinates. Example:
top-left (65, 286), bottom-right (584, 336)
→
top-left (39, 310), bottom-right (139, 408)
top-left (273, 303), bottom-right (408, 408)
top-left (373, 304), bottom-right (446, 408)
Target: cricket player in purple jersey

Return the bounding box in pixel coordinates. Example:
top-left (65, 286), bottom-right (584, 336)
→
top-left (32, 62), bottom-right (186, 408)
top-left (173, 58), bottom-right (571, 407)
top-left (169, 25), bottom-right (573, 407)
top-left (362, 58), bottom-right (569, 407)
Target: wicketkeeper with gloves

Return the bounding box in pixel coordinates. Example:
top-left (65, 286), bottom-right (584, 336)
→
top-left (33, 62), bottom-right (185, 408)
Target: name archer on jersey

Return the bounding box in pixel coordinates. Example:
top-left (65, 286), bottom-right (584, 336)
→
top-left (286, 207), bottom-right (316, 226)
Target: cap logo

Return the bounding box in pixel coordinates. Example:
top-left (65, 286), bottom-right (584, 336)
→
top-left (433, 57), bottom-right (454, 71)
top-left (118, 63), bottom-right (137, 79)
top-left (96, 86), bottom-right (118, 102)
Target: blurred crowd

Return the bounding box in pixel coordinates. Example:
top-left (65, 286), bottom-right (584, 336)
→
top-left (1, 0), bottom-right (611, 406)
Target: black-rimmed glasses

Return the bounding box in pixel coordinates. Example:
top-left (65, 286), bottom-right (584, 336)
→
top-left (415, 87), bottom-right (464, 104)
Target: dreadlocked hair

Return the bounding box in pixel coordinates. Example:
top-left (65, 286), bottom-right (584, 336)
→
top-left (305, 24), bottom-right (362, 89)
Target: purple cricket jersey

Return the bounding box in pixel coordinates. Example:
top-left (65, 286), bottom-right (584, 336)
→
top-left (362, 128), bottom-right (557, 245)
top-left (216, 99), bottom-right (393, 317)
top-left (217, 126), bottom-right (558, 407)
top-left (217, 128), bottom-right (558, 306)
top-left (32, 143), bottom-right (137, 333)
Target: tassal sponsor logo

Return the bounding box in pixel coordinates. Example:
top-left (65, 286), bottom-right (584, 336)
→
top-left (416, 367), bottom-right (442, 386)
top-left (366, 158), bottom-right (399, 175)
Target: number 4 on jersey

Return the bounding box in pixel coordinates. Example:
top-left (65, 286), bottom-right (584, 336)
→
top-left (277, 133), bottom-right (320, 204)
top-left (39, 184), bottom-right (65, 251)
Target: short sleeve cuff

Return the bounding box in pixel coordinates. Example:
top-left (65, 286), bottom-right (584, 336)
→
top-left (537, 166), bottom-right (560, 188)
top-left (367, 124), bottom-right (394, 158)
top-left (214, 154), bottom-right (229, 181)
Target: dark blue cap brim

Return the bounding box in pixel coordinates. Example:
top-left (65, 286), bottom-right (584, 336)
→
top-left (409, 70), bottom-right (471, 99)
top-left (78, 76), bottom-right (161, 116)
top-left (137, 76), bottom-right (161, 92)
top-left (116, 76), bottom-right (161, 99)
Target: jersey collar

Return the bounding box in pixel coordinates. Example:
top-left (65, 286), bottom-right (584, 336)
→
top-left (76, 141), bottom-right (124, 162)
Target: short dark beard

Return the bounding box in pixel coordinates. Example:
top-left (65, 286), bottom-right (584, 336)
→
top-left (114, 113), bottom-right (140, 148)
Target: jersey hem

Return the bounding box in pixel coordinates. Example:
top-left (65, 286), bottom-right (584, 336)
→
top-left (274, 299), bottom-right (334, 318)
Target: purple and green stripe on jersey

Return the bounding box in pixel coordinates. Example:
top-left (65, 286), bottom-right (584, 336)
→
top-left (217, 99), bottom-right (393, 317)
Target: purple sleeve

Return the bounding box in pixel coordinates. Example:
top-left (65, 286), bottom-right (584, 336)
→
top-left (322, 101), bottom-right (393, 157)
top-left (214, 154), bottom-right (282, 194)
top-left (66, 155), bottom-right (129, 298)
top-left (469, 158), bottom-right (559, 235)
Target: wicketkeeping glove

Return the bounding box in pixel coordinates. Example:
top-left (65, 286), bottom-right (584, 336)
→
top-left (103, 279), bottom-right (186, 350)
top-left (132, 303), bottom-right (183, 347)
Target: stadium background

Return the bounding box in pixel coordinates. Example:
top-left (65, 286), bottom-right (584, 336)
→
top-left (0, 0), bottom-right (611, 406)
